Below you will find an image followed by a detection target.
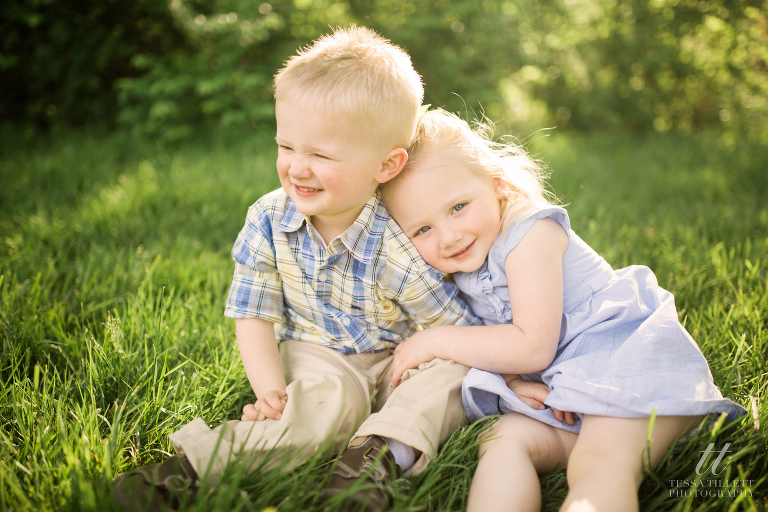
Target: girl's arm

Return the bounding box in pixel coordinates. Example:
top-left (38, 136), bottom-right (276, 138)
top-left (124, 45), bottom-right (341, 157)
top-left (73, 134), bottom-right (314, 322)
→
top-left (391, 217), bottom-right (568, 386)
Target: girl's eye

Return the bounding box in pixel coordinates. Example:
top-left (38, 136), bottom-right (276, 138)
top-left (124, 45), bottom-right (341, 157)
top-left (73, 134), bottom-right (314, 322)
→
top-left (415, 226), bottom-right (431, 236)
top-left (315, 154), bottom-right (329, 160)
top-left (452, 203), bottom-right (466, 213)
top-left (278, 145), bottom-right (293, 151)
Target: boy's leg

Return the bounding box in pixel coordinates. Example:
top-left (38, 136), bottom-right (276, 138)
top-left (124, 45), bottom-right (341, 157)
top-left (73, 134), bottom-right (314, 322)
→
top-left (168, 340), bottom-right (376, 482)
top-left (561, 414), bottom-right (702, 512)
top-left (323, 358), bottom-right (465, 511)
top-left (351, 357), bottom-right (469, 474)
top-left (467, 413), bottom-right (577, 512)
top-left (115, 341), bottom-right (385, 511)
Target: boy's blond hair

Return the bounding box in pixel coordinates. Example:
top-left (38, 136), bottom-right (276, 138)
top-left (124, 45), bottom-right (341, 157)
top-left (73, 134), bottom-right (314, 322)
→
top-left (274, 26), bottom-right (424, 151)
top-left (381, 109), bottom-right (555, 230)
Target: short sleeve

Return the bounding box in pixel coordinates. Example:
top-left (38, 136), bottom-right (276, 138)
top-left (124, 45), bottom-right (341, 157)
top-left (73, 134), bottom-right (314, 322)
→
top-left (493, 206), bottom-right (571, 262)
top-left (398, 267), bottom-right (482, 328)
top-left (224, 202), bottom-right (284, 322)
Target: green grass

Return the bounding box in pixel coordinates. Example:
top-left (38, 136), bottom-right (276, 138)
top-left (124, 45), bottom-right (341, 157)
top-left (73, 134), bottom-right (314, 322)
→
top-left (1, 126), bottom-right (766, 511)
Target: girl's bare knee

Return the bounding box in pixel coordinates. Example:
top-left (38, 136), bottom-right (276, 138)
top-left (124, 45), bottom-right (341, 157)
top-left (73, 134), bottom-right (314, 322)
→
top-left (566, 414), bottom-right (697, 488)
top-left (567, 443), bottom-right (645, 489)
top-left (478, 415), bottom-right (525, 453)
top-left (479, 414), bottom-right (574, 473)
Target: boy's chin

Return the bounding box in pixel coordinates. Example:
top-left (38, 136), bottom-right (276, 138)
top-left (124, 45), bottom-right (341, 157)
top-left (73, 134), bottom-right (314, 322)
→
top-left (286, 192), bottom-right (321, 214)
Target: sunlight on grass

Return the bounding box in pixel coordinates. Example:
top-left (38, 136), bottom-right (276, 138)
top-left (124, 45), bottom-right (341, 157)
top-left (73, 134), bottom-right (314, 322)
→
top-left (1, 129), bottom-right (766, 511)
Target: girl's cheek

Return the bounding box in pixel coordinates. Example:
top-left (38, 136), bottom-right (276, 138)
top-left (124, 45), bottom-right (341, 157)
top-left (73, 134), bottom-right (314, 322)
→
top-left (427, 246), bottom-right (441, 267)
top-left (413, 239), bottom-right (432, 260)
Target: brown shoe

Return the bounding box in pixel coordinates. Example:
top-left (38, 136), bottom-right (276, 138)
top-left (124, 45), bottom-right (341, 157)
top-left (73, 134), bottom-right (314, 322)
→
top-left (113, 455), bottom-right (198, 511)
top-left (324, 436), bottom-right (399, 512)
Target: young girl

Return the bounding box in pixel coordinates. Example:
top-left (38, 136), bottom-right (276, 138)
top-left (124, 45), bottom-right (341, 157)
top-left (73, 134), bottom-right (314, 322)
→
top-left (381, 109), bottom-right (744, 512)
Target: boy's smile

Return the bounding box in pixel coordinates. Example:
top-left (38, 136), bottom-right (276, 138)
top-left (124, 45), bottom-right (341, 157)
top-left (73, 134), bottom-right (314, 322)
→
top-left (386, 149), bottom-right (504, 274)
top-left (274, 100), bottom-right (396, 244)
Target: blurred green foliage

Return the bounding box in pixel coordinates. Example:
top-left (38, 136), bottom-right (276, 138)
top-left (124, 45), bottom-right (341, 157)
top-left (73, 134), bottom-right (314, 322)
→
top-left (372, 0), bottom-right (768, 134)
top-left (1, 0), bottom-right (766, 138)
top-left (114, 0), bottom-right (316, 140)
top-left (0, 0), bottom-right (184, 126)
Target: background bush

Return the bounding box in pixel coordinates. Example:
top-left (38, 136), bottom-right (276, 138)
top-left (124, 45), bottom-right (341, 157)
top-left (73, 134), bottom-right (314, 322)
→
top-left (0, 0), bottom-right (184, 126)
top-left (2, 0), bottom-right (767, 138)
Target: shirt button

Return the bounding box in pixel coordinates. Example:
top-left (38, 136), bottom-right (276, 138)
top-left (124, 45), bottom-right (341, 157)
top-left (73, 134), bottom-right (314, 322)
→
top-left (342, 318), bottom-right (351, 326)
top-left (318, 273), bottom-right (327, 282)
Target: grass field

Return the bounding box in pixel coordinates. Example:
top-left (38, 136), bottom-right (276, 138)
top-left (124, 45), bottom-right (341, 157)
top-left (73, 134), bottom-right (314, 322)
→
top-left (1, 126), bottom-right (766, 511)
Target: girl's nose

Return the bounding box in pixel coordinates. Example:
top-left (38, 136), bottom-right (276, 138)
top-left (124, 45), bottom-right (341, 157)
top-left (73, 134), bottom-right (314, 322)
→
top-left (440, 227), bottom-right (462, 248)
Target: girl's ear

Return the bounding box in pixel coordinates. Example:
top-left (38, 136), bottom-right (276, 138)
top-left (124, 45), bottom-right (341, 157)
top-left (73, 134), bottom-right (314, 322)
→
top-left (493, 177), bottom-right (505, 200)
top-left (376, 148), bottom-right (409, 184)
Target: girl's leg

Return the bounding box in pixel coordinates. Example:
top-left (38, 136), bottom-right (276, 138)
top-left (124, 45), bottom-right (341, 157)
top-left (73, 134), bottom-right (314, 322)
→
top-left (468, 413), bottom-right (578, 512)
top-left (561, 414), bottom-right (702, 512)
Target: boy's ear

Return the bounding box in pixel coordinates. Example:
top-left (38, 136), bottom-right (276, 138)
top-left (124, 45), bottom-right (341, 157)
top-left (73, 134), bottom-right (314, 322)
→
top-left (375, 148), bottom-right (408, 184)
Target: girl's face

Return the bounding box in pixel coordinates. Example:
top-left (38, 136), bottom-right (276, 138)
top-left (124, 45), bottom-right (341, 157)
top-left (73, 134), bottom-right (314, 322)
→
top-left (386, 149), bottom-right (504, 274)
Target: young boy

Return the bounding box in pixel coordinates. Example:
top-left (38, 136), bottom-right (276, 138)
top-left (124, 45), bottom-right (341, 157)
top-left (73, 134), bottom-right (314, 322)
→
top-left (114, 26), bottom-right (480, 511)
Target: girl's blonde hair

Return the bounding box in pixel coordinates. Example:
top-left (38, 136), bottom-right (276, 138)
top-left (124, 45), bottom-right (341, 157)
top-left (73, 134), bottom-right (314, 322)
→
top-left (381, 108), bottom-right (555, 230)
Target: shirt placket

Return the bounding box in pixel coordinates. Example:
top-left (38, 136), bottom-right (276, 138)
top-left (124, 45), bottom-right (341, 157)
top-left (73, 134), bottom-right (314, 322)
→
top-left (312, 238), bottom-right (332, 314)
top-left (316, 241), bottom-right (365, 353)
top-left (309, 239), bottom-right (346, 351)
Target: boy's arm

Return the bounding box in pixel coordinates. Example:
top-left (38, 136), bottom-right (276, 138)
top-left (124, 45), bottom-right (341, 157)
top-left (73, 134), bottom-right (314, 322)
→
top-left (226, 196), bottom-right (289, 420)
top-left (236, 318), bottom-right (288, 421)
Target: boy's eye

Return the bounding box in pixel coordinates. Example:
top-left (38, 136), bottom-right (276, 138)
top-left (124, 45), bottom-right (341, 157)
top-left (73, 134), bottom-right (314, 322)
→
top-left (415, 226), bottom-right (431, 236)
top-left (452, 203), bottom-right (466, 213)
top-left (315, 154), bottom-right (329, 160)
top-left (278, 144), bottom-right (293, 151)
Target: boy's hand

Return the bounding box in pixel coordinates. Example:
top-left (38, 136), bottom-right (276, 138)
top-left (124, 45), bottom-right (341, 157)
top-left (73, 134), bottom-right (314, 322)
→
top-left (391, 330), bottom-right (437, 387)
top-left (503, 374), bottom-right (576, 426)
top-left (241, 390), bottom-right (288, 422)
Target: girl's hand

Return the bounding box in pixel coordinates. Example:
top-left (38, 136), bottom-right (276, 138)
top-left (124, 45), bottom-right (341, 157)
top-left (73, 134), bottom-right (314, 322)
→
top-left (552, 407), bottom-right (577, 426)
top-left (503, 374), bottom-right (577, 426)
top-left (391, 329), bottom-right (438, 387)
top-left (503, 374), bottom-right (549, 410)
top-left (241, 389), bottom-right (287, 422)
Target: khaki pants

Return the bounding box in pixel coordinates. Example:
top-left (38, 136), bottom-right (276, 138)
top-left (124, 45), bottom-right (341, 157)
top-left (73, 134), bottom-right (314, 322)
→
top-left (169, 340), bottom-right (469, 483)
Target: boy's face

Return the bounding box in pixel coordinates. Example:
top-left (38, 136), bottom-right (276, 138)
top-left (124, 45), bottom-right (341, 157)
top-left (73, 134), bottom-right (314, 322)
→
top-left (275, 100), bottom-right (392, 237)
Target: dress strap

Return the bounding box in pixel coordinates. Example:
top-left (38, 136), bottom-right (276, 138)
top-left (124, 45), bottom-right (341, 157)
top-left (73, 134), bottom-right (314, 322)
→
top-left (492, 206), bottom-right (571, 262)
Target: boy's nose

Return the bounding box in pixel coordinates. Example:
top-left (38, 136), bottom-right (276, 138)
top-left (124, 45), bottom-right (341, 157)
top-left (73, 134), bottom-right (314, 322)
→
top-left (288, 156), bottom-right (312, 179)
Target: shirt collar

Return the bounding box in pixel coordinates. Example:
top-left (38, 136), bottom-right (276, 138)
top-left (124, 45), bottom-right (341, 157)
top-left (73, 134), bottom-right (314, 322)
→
top-left (278, 197), bottom-right (306, 233)
top-left (278, 193), bottom-right (388, 264)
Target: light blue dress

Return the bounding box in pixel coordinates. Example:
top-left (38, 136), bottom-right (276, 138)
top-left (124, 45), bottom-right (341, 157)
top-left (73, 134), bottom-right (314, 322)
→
top-left (458, 206), bottom-right (745, 433)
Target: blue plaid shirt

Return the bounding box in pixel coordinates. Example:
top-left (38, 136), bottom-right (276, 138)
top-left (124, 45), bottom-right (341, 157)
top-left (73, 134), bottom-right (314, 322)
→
top-left (225, 188), bottom-right (481, 354)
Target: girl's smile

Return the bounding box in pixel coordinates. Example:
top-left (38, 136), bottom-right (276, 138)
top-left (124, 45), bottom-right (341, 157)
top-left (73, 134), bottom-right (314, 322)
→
top-left (449, 240), bottom-right (475, 260)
